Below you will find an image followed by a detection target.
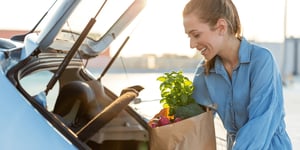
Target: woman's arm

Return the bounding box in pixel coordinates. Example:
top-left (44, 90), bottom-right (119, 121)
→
top-left (233, 50), bottom-right (285, 149)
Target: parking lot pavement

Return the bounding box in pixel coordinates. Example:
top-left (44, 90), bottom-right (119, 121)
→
top-left (283, 78), bottom-right (300, 150)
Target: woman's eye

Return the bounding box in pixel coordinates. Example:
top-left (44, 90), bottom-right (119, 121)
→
top-left (187, 32), bottom-right (201, 39)
top-left (193, 34), bottom-right (200, 38)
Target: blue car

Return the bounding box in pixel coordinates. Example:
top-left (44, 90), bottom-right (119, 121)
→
top-left (0, 0), bottom-right (149, 149)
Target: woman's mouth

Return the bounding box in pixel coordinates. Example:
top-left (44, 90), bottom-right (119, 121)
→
top-left (199, 47), bottom-right (207, 54)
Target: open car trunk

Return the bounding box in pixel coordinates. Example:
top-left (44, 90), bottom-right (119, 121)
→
top-left (1, 0), bottom-right (151, 149)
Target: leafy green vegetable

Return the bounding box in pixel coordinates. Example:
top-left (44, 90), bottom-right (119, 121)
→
top-left (175, 103), bottom-right (205, 119)
top-left (157, 71), bottom-right (204, 117)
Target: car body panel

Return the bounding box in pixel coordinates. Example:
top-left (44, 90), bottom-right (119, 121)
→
top-left (0, 71), bottom-right (77, 150)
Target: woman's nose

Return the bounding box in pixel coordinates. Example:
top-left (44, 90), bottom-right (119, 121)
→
top-left (190, 39), bottom-right (197, 49)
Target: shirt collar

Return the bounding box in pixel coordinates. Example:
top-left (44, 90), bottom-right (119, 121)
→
top-left (238, 37), bottom-right (251, 64)
top-left (212, 37), bottom-right (251, 74)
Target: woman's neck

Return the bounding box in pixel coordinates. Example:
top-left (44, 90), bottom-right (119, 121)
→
top-left (219, 36), bottom-right (240, 68)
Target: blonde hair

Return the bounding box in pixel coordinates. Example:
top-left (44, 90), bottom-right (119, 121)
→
top-left (183, 0), bottom-right (242, 74)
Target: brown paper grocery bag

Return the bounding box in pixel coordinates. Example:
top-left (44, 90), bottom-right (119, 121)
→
top-left (150, 111), bottom-right (216, 150)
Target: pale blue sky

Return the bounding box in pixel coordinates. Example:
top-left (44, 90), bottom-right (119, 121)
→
top-left (1, 0), bottom-right (300, 57)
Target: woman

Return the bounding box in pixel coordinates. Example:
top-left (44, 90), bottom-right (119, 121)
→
top-left (182, 0), bottom-right (292, 149)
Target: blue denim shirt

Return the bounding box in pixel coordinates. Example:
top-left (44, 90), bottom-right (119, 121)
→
top-left (192, 38), bottom-right (292, 149)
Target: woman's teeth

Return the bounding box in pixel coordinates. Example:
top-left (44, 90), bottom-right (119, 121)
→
top-left (200, 47), bottom-right (206, 53)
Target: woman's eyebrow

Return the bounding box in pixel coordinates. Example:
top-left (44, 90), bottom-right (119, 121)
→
top-left (186, 29), bottom-right (196, 34)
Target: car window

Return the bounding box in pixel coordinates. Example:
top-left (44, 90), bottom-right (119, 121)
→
top-left (19, 71), bottom-right (59, 111)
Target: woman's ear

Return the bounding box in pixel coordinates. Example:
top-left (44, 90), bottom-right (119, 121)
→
top-left (216, 18), bottom-right (227, 36)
